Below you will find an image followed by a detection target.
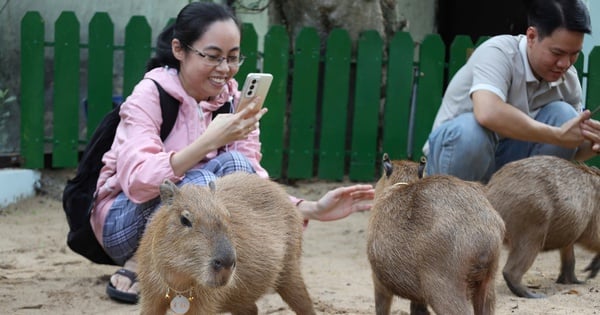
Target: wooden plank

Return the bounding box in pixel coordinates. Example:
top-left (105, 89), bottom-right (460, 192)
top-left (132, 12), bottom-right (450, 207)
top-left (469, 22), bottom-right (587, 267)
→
top-left (382, 31), bottom-right (413, 161)
top-left (260, 25), bottom-right (289, 179)
top-left (236, 23), bottom-right (258, 82)
top-left (349, 30), bottom-right (383, 181)
top-left (318, 28), bottom-right (351, 180)
top-left (413, 34), bottom-right (445, 159)
top-left (87, 12), bottom-right (114, 140)
top-left (585, 47), bottom-right (600, 167)
top-left (123, 16), bottom-right (151, 98)
top-left (20, 11), bottom-right (45, 169)
top-left (53, 11), bottom-right (80, 167)
top-left (286, 27), bottom-right (320, 179)
top-left (448, 35), bottom-right (473, 81)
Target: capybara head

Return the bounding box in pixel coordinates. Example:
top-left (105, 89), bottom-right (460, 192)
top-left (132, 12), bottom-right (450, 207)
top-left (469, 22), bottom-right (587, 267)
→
top-left (154, 179), bottom-right (237, 288)
top-left (375, 153), bottom-right (425, 196)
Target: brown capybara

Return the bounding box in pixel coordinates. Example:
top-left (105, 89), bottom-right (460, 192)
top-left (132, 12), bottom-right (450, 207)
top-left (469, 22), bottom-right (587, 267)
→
top-left (486, 155), bottom-right (600, 299)
top-left (367, 154), bottom-right (505, 315)
top-left (137, 172), bottom-right (316, 315)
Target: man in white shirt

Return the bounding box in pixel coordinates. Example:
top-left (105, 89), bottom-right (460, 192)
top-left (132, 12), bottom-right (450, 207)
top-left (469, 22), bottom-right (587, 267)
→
top-left (424, 0), bottom-right (599, 182)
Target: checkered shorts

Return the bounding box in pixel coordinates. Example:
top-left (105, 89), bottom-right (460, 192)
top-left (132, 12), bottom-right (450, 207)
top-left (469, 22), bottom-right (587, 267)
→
top-left (102, 151), bottom-right (255, 265)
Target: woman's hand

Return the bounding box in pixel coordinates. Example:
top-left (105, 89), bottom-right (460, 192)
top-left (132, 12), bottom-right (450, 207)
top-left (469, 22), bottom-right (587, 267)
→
top-left (203, 99), bottom-right (267, 147)
top-left (170, 100), bottom-right (266, 176)
top-left (299, 184), bottom-right (375, 222)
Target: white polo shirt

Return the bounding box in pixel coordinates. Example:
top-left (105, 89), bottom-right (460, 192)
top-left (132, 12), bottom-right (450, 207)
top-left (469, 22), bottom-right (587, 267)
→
top-left (423, 34), bottom-right (583, 155)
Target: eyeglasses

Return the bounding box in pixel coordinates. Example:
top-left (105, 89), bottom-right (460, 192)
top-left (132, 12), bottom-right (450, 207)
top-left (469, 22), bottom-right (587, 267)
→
top-left (186, 45), bottom-right (245, 67)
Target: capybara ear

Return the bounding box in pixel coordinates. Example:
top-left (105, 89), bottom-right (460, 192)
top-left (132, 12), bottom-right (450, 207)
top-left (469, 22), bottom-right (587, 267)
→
top-left (418, 156), bottom-right (427, 179)
top-left (382, 153), bottom-right (393, 178)
top-left (159, 179), bottom-right (179, 204)
top-left (208, 181), bottom-right (216, 193)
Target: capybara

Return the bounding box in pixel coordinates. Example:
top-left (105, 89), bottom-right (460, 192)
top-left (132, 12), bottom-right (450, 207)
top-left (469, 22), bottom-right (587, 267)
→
top-left (137, 172), bottom-right (316, 315)
top-left (486, 155), bottom-right (600, 298)
top-left (367, 154), bottom-right (505, 315)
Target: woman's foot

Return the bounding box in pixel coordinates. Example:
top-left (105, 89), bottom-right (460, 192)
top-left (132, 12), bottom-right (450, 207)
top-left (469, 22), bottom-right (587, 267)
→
top-left (106, 258), bottom-right (139, 304)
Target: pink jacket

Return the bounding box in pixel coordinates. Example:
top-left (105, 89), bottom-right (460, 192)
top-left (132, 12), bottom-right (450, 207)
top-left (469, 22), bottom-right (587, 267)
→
top-left (90, 67), bottom-right (273, 243)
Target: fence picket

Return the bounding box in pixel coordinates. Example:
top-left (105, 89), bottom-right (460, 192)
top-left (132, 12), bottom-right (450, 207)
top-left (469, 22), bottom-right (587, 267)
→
top-left (87, 12), bottom-right (114, 140)
top-left (412, 34), bottom-right (445, 159)
top-left (52, 12), bottom-right (80, 168)
top-left (123, 16), bottom-right (152, 98)
top-left (260, 25), bottom-right (289, 178)
top-left (318, 28), bottom-right (352, 180)
top-left (20, 12), bottom-right (45, 169)
top-left (586, 47), bottom-right (600, 167)
top-left (349, 30), bottom-right (383, 181)
top-left (381, 31), bottom-right (413, 162)
top-left (448, 35), bottom-right (473, 81)
top-left (236, 23), bottom-right (258, 82)
top-left (287, 27), bottom-right (320, 179)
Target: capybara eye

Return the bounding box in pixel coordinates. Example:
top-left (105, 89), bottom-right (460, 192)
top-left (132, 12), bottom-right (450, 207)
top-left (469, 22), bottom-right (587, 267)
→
top-left (180, 215), bottom-right (192, 227)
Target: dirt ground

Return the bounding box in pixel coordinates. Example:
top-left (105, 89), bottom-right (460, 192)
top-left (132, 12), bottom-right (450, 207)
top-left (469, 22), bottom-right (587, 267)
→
top-left (2, 169), bottom-right (600, 315)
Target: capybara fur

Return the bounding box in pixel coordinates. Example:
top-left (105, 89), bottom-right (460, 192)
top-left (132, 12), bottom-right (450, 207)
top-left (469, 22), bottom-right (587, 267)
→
top-left (367, 154), bottom-right (505, 315)
top-left (137, 172), bottom-right (316, 315)
top-left (486, 155), bottom-right (600, 298)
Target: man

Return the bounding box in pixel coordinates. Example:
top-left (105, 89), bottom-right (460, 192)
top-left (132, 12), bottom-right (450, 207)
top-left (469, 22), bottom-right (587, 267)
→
top-left (424, 0), bottom-right (600, 182)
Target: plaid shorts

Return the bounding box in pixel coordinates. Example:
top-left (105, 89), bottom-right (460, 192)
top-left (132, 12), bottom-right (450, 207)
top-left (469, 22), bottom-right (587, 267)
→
top-left (102, 151), bottom-right (255, 265)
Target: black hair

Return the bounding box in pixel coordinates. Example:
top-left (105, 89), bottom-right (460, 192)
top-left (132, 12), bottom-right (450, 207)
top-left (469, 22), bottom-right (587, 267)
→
top-left (146, 2), bottom-right (240, 71)
top-left (525, 0), bottom-right (591, 39)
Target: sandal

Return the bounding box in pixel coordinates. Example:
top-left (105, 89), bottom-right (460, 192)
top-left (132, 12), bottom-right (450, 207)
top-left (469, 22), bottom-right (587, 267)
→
top-left (106, 268), bottom-right (139, 304)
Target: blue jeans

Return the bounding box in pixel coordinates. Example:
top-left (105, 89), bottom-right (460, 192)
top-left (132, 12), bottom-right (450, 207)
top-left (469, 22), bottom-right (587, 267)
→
top-left (425, 101), bottom-right (578, 183)
top-left (102, 151), bottom-right (255, 265)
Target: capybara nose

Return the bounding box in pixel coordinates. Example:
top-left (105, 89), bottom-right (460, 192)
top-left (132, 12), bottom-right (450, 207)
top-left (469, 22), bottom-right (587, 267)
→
top-left (211, 254), bottom-right (236, 272)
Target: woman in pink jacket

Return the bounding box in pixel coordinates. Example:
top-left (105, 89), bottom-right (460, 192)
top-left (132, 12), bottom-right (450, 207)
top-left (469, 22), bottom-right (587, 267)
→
top-left (96, 1), bottom-right (374, 304)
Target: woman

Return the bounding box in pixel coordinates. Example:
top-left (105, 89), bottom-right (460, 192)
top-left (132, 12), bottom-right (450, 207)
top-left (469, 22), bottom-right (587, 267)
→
top-left (92, 2), bottom-right (375, 303)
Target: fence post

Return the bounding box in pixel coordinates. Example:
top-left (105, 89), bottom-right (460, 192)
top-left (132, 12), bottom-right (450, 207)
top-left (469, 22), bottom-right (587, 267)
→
top-left (317, 28), bottom-right (352, 181)
top-left (20, 11), bottom-right (45, 169)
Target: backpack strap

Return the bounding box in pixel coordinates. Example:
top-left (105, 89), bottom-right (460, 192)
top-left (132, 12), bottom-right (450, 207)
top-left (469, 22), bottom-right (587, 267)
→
top-left (148, 79), bottom-right (180, 141)
top-left (213, 100), bottom-right (231, 119)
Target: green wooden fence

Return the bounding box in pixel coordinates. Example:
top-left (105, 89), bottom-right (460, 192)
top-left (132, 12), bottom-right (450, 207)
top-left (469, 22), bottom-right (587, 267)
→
top-left (20, 11), bottom-right (600, 182)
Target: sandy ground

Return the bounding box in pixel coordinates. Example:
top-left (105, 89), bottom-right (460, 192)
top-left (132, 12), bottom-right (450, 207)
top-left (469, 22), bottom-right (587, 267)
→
top-left (2, 169), bottom-right (600, 315)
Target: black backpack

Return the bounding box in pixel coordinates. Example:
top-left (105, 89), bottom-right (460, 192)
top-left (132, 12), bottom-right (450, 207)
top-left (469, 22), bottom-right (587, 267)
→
top-left (62, 79), bottom-right (232, 265)
top-left (62, 79), bottom-right (179, 265)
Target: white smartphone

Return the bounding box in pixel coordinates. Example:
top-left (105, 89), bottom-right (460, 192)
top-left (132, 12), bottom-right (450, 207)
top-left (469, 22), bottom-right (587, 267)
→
top-left (235, 73), bottom-right (273, 113)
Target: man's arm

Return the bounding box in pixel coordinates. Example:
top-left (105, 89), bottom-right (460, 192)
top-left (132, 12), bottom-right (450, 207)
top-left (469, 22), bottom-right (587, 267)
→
top-left (472, 90), bottom-right (589, 149)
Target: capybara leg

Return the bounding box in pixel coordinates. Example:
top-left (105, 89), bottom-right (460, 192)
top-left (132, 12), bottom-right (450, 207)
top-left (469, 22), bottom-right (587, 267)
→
top-left (230, 303), bottom-right (258, 315)
top-left (584, 254), bottom-right (600, 279)
top-left (427, 282), bottom-right (473, 315)
top-left (275, 265), bottom-right (316, 315)
top-left (502, 239), bottom-right (545, 298)
top-left (409, 301), bottom-right (430, 315)
top-left (472, 278), bottom-right (496, 315)
top-left (557, 245), bottom-right (582, 284)
top-left (372, 276), bottom-right (393, 315)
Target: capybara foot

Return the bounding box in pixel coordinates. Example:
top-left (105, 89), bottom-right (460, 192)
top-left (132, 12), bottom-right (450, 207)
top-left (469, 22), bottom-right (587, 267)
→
top-left (556, 272), bottom-right (583, 284)
top-left (410, 302), bottom-right (430, 315)
top-left (584, 254), bottom-right (600, 279)
top-left (503, 272), bottom-right (546, 298)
